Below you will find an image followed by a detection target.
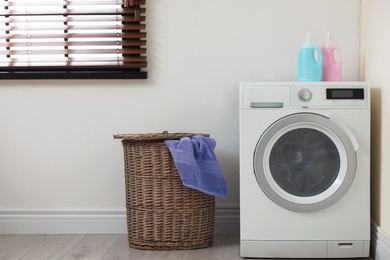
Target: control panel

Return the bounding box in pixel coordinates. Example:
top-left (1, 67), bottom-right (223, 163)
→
top-left (240, 82), bottom-right (370, 109)
top-left (290, 85), bottom-right (369, 108)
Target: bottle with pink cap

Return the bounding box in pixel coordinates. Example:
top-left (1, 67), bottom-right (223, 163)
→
top-left (321, 32), bottom-right (342, 81)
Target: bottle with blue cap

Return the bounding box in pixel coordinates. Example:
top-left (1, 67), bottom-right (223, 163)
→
top-left (298, 32), bottom-right (323, 82)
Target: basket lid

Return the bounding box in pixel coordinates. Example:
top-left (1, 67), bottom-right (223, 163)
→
top-left (113, 131), bottom-right (209, 142)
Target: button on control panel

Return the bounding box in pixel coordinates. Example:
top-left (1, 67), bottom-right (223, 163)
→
top-left (298, 88), bottom-right (312, 102)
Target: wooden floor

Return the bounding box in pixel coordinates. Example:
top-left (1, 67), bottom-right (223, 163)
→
top-left (0, 234), bottom-right (375, 260)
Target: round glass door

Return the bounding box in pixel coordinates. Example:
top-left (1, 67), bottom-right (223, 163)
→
top-left (254, 113), bottom-right (357, 212)
top-left (269, 128), bottom-right (340, 197)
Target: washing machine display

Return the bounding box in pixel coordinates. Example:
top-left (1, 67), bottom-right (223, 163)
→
top-left (239, 82), bottom-right (370, 258)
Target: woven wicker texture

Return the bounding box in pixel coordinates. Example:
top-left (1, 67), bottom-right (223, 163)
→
top-left (115, 132), bottom-right (215, 250)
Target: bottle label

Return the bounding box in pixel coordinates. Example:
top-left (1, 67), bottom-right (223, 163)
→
top-left (298, 48), bottom-right (323, 82)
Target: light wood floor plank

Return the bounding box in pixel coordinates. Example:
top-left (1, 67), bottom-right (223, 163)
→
top-left (0, 234), bottom-right (48, 260)
top-left (20, 234), bottom-right (85, 260)
top-left (222, 235), bottom-right (241, 260)
top-left (0, 235), bottom-right (17, 245)
top-left (181, 235), bottom-right (227, 260)
top-left (141, 248), bottom-right (186, 260)
top-left (60, 234), bottom-right (120, 260)
top-left (100, 235), bottom-right (145, 260)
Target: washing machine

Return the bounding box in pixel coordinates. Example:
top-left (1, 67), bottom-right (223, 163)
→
top-left (239, 82), bottom-right (370, 258)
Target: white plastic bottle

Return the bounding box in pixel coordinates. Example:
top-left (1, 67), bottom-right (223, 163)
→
top-left (321, 32), bottom-right (342, 81)
top-left (298, 32), bottom-right (323, 82)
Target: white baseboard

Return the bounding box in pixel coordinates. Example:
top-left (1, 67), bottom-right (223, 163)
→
top-left (214, 208), bottom-right (240, 234)
top-left (0, 208), bottom-right (240, 235)
top-left (0, 210), bottom-right (127, 234)
top-left (371, 221), bottom-right (390, 260)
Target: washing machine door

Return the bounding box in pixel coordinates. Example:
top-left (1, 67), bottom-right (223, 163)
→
top-left (254, 113), bottom-right (358, 212)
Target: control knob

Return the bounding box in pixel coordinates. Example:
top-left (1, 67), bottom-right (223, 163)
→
top-left (298, 89), bottom-right (312, 102)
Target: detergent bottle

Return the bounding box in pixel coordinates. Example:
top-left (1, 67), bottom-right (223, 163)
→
top-left (321, 32), bottom-right (342, 81)
top-left (298, 32), bottom-right (323, 82)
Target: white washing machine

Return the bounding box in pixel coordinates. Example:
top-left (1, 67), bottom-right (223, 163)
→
top-left (239, 82), bottom-right (370, 258)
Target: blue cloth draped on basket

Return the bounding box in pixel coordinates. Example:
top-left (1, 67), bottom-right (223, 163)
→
top-left (164, 135), bottom-right (228, 198)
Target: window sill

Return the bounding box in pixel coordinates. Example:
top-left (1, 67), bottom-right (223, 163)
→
top-left (0, 70), bottom-right (147, 80)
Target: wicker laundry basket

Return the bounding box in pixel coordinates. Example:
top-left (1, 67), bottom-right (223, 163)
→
top-left (114, 132), bottom-right (215, 250)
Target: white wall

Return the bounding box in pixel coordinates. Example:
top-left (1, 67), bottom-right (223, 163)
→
top-left (0, 1), bottom-right (360, 216)
top-left (360, 0), bottom-right (390, 237)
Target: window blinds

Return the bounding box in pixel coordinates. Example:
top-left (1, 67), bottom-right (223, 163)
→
top-left (0, 0), bottom-right (147, 79)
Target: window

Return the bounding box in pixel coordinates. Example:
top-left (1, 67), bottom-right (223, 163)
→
top-left (0, 0), bottom-right (147, 79)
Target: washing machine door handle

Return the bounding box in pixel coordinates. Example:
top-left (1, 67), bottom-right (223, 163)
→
top-left (330, 117), bottom-right (359, 151)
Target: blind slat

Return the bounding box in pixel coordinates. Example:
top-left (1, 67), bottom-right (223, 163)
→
top-left (0, 0), bottom-right (146, 6)
top-left (1, 16), bottom-right (146, 23)
top-left (0, 57), bottom-right (147, 62)
top-left (3, 40), bottom-right (146, 48)
top-left (5, 24), bottom-right (146, 31)
top-left (0, 33), bottom-right (146, 40)
top-left (0, 8), bottom-right (146, 16)
top-left (1, 48), bottom-right (146, 55)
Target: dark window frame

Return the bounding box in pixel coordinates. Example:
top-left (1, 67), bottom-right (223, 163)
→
top-left (0, 0), bottom-right (147, 80)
